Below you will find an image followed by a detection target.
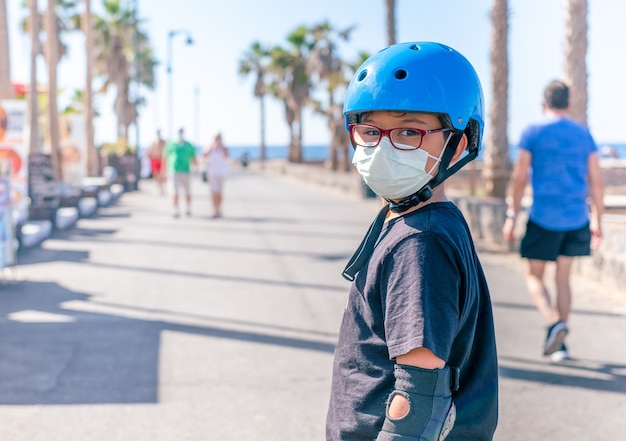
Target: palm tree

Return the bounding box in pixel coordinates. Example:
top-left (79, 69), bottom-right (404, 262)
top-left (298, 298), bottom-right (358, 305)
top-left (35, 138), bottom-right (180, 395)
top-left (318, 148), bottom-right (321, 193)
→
top-left (93, 0), bottom-right (131, 140)
top-left (266, 26), bottom-right (312, 163)
top-left (482, 0), bottom-right (511, 199)
top-left (563, 0), bottom-right (588, 126)
top-left (20, 0), bottom-right (80, 177)
top-left (385, 0), bottom-right (396, 46)
top-left (129, 14), bottom-right (155, 138)
top-left (241, 22), bottom-right (364, 165)
top-left (239, 41), bottom-right (269, 163)
top-left (0, 0), bottom-right (13, 100)
top-left (92, 0), bottom-right (156, 141)
top-left (46, 0), bottom-right (62, 181)
top-left (28, 0), bottom-right (40, 154)
top-left (306, 21), bottom-right (355, 171)
top-left (83, 0), bottom-right (97, 176)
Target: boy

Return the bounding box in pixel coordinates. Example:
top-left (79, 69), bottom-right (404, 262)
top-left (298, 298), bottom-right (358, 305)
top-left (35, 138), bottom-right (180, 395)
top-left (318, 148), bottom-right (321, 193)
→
top-left (326, 42), bottom-right (498, 441)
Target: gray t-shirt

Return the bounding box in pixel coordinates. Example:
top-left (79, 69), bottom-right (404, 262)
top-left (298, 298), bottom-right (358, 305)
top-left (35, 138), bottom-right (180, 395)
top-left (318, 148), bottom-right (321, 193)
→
top-left (326, 202), bottom-right (498, 441)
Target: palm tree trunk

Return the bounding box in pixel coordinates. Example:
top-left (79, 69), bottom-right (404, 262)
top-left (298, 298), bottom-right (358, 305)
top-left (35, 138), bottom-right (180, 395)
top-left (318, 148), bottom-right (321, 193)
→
top-left (329, 119), bottom-right (339, 171)
top-left (0, 0), bottom-right (13, 99)
top-left (259, 95), bottom-right (266, 163)
top-left (46, 0), bottom-right (62, 181)
top-left (385, 0), bottom-right (396, 46)
top-left (482, 0), bottom-right (511, 199)
top-left (328, 96), bottom-right (338, 171)
top-left (289, 113), bottom-right (303, 163)
top-left (28, 0), bottom-right (40, 155)
top-left (84, 0), bottom-right (97, 176)
top-left (115, 80), bottom-right (128, 139)
top-left (563, 0), bottom-right (588, 126)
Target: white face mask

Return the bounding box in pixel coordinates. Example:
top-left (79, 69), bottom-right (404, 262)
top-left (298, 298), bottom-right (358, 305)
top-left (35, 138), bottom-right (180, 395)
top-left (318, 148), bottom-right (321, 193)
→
top-left (352, 136), bottom-right (445, 200)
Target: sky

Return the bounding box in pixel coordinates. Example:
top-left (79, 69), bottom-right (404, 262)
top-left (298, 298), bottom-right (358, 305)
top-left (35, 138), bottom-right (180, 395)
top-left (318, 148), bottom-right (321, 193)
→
top-left (5, 0), bottom-right (626, 150)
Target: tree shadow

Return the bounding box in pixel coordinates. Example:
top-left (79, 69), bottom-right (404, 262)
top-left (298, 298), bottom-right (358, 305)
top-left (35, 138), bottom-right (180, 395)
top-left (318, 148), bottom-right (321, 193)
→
top-left (498, 354), bottom-right (626, 394)
top-left (0, 280), bottom-right (336, 406)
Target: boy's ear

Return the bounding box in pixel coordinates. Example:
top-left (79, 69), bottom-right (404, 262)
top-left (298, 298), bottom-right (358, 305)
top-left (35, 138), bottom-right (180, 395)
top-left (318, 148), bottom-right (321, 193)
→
top-left (451, 133), bottom-right (468, 162)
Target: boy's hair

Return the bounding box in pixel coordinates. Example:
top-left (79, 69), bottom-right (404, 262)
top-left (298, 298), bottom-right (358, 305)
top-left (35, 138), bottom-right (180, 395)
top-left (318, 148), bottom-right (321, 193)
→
top-left (544, 80), bottom-right (570, 110)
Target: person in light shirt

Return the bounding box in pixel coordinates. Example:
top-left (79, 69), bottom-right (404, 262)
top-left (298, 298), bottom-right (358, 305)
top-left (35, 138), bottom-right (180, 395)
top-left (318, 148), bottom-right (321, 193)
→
top-left (202, 132), bottom-right (230, 218)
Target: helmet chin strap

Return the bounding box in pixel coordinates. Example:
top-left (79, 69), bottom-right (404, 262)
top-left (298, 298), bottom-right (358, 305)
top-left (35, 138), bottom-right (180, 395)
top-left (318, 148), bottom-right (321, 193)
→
top-left (387, 130), bottom-right (475, 213)
top-left (343, 130), bottom-right (476, 281)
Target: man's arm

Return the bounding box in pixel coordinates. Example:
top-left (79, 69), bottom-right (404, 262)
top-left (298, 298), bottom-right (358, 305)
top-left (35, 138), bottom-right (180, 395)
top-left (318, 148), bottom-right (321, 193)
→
top-left (503, 149), bottom-right (531, 243)
top-left (587, 151), bottom-right (605, 249)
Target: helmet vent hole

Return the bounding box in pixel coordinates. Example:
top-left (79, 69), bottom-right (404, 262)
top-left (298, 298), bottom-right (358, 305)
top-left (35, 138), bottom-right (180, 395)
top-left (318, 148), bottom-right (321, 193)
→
top-left (357, 70), bottom-right (368, 82)
top-left (394, 69), bottom-right (408, 80)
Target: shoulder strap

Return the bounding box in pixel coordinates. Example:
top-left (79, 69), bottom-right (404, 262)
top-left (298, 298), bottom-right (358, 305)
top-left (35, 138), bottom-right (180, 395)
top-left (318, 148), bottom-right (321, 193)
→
top-left (342, 204), bottom-right (390, 281)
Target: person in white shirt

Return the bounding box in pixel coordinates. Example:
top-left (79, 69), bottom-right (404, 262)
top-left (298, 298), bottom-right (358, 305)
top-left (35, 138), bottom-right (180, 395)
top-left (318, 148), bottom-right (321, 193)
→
top-left (202, 132), bottom-right (230, 218)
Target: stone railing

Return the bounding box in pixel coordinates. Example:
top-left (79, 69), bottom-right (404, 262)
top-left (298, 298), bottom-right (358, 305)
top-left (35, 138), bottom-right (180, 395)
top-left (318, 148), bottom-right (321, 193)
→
top-left (255, 159), bottom-right (626, 291)
top-left (448, 194), bottom-right (626, 289)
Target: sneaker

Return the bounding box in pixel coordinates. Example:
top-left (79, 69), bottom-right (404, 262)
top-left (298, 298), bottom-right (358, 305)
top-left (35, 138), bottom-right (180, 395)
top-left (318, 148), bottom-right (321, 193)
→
top-left (543, 320), bottom-right (568, 356)
top-left (551, 344), bottom-right (572, 362)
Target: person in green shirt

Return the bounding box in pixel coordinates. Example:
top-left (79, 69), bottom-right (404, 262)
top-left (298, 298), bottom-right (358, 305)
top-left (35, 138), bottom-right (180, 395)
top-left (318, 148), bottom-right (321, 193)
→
top-left (163, 127), bottom-right (197, 217)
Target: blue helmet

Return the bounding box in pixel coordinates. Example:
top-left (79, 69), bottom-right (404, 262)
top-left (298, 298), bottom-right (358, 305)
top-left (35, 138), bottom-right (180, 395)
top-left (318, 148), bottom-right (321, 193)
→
top-left (344, 42), bottom-right (484, 153)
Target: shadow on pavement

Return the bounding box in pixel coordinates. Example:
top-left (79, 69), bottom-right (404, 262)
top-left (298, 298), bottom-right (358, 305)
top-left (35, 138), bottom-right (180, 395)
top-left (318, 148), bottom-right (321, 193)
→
top-left (52, 226), bottom-right (119, 240)
top-left (16, 226), bottom-right (118, 265)
top-left (0, 281), bottom-right (160, 405)
top-left (0, 279), bottom-right (337, 406)
top-left (15, 248), bottom-right (90, 265)
top-left (499, 355), bottom-right (626, 394)
top-left (492, 300), bottom-right (624, 318)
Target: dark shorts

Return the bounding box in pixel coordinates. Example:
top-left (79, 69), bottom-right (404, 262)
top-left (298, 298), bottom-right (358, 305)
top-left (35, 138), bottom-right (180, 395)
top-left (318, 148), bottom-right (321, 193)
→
top-left (520, 219), bottom-right (591, 261)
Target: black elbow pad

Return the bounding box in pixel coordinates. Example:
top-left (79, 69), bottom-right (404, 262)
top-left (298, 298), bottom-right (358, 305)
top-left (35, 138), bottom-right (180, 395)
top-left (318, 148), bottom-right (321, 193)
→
top-left (376, 364), bottom-right (458, 441)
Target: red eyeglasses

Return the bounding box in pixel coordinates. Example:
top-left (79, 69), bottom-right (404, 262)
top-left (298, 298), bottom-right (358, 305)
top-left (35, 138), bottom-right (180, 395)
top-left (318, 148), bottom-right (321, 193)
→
top-left (349, 124), bottom-right (451, 150)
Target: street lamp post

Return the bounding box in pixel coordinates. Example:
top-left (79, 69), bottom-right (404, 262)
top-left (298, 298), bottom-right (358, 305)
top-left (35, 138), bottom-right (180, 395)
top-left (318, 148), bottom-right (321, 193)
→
top-left (194, 85), bottom-right (200, 147)
top-left (166, 29), bottom-right (194, 140)
top-left (133, 0), bottom-right (140, 190)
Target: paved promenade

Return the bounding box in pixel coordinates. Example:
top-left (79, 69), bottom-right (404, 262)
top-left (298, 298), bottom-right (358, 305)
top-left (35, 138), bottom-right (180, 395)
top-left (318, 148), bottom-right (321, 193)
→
top-left (1, 168), bottom-right (625, 440)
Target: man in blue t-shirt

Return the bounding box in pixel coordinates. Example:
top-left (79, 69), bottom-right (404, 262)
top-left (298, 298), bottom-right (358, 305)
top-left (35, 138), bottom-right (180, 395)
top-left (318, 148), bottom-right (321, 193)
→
top-left (503, 80), bottom-right (605, 361)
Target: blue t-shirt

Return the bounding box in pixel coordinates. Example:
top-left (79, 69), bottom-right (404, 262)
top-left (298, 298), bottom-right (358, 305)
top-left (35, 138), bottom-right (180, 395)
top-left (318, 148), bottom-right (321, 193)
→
top-left (326, 202), bottom-right (498, 441)
top-left (518, 117), bottom-right (597, 230)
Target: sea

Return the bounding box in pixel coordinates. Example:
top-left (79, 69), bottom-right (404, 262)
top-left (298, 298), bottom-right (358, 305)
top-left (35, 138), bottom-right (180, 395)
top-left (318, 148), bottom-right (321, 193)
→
top-left (223, 145), bottom-right (329, 162)
top-left (221, 142), bottom-right (626, 162)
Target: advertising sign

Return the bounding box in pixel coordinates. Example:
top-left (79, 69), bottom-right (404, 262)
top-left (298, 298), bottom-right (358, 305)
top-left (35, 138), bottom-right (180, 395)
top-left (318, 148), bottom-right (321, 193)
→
top-left (28, 153), bottom-right (59, 221)
top-left (0, 100), bottom-right (29, 225)
top-left (0, 158), bottom-right (15, 268)
top-left (61, 114), bottom-right (87, 187)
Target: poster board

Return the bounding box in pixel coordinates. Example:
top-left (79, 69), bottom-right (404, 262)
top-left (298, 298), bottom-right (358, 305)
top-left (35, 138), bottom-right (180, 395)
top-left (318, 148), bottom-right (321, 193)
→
top-left (0, 100), bottom-right (29, 225)
top-left (28, 153), bottom-right (59, 221)
top-left (61, 114), bottom-right (87, 187)
top-left (0, 158), bottom-right (15, 268)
